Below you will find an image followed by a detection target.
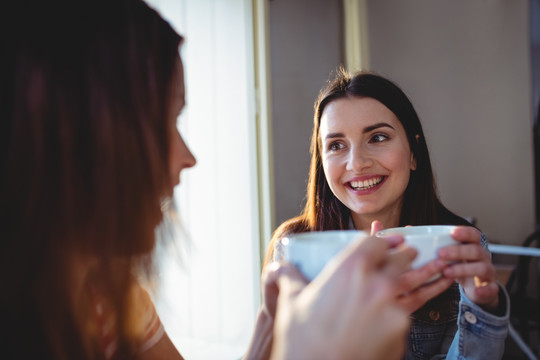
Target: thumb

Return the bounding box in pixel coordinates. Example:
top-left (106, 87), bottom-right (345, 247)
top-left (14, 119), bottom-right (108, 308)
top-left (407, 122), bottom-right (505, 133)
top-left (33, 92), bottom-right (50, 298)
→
top-left (370, 220), bottom-right (384, 235)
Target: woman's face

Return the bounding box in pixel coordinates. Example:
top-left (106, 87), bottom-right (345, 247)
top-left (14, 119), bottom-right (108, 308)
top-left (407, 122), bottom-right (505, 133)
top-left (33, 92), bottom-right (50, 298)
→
top-left (319, 96), bottom-right (416, 229)
top-left (168, 57), bottom-right (196, 193)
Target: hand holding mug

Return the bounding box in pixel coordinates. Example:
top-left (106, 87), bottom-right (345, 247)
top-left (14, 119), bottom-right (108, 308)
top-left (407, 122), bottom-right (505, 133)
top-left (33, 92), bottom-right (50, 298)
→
top-left (437, 226), bottom-right (500, 310)
top-left (271, 234), bottom-right (414, 360)
top-left (372, 221), bottom-right (455, 314)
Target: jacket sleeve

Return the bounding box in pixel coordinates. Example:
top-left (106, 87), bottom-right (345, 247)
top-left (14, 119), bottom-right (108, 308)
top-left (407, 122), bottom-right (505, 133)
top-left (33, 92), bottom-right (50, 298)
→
top-left (445, 283), bottom-right (510, 360)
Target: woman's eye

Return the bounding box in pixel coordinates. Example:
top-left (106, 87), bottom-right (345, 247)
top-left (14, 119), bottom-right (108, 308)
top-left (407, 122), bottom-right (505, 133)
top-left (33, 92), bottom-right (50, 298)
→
top-left (328, 142), bottom-right (344, 151)
top-left (370, 133), bottom-right (389, 143)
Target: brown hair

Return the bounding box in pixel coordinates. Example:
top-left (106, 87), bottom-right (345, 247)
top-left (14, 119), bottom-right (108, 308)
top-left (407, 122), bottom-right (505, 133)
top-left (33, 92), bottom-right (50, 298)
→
top-left (0, 0), bottom-right (182, 358)
top-left (264, 69), bottom-right (470, 267)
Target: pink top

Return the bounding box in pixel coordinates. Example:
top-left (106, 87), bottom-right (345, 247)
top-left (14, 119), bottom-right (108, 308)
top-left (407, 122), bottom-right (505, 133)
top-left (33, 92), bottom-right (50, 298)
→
top-left (89, 281), bottom-right (165, 359)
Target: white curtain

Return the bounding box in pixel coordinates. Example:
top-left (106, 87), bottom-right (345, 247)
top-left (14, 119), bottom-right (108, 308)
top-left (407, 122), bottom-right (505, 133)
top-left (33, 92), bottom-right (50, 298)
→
top-left (145, 1), bottom-right (261, 359)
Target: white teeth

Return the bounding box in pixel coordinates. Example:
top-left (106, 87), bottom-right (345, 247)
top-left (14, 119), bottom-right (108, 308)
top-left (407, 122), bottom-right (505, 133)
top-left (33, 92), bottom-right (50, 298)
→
top-left (350, 177), bottom-right (383, 190)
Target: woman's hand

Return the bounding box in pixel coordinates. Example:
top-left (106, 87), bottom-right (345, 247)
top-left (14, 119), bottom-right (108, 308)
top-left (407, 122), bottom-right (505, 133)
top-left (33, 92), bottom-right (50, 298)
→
top-left (261, 261), bottom-right (308, 321)
top-left (243, 264), bottom-right (308, 360)
top-left (393, 261), bottom-right (454, 313)
top-left (271, 234), bottom-right (414, 360)
top-left (438, 226), bottom-right (500, 310)
top-left (370, 221), bottom-right (453, 314)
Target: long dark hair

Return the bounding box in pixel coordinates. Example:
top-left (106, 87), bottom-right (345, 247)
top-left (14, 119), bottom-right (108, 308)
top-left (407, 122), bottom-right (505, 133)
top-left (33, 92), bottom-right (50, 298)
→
top-left (265, 69), bottom-right (469, 266)
top-left (0, 0), bottom-right (182, 358)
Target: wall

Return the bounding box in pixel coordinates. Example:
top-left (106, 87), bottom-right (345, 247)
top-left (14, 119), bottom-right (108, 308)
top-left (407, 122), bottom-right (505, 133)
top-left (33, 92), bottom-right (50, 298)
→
top-left (366, 0), bottom-right (535, 244)
top-left (269, 0), bottom-right (344, 228)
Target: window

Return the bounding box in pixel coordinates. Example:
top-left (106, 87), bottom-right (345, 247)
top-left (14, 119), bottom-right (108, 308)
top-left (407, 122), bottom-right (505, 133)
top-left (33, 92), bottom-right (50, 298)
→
top-left (145, 1), bottom-right (269, 358)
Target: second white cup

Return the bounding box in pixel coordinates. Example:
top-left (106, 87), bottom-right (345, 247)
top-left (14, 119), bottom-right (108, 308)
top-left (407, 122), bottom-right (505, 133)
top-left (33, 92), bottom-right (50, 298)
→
top-left (376, 225), bottom-right (459, 269)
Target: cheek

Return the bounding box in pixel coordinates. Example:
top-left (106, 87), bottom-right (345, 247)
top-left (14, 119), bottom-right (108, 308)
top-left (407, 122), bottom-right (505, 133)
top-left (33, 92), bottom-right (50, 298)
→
top-left (383, 141), bottom-right (410, 164)
top-left (169, 131), bottom-right (182, 173)
top-left (322, 155), bottom-right (341, 188)
top-left (383, 145), bottom-right (413, 180)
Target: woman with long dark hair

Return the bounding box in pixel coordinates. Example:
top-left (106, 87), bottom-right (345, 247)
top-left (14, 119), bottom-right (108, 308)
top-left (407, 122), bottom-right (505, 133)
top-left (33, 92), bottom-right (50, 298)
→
top-left (265, 69), bottom-right (510, 359)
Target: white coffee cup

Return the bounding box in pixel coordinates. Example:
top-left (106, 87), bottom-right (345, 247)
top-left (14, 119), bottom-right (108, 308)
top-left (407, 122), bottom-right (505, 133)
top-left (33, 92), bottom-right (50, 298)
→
top-left (281, 230), bottom-right (368, 281)
top-left (376, 225), bottom-right (458, 270)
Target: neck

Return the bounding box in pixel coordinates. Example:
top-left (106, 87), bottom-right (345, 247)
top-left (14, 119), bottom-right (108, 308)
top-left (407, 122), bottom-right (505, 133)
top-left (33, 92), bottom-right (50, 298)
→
top-left (350, 207), bottom-right (402, 232)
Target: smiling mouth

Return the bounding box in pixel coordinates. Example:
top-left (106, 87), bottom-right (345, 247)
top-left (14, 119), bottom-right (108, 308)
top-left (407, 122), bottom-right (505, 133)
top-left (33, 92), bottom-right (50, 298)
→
top-left (349, 176), bottom-right (384, 190)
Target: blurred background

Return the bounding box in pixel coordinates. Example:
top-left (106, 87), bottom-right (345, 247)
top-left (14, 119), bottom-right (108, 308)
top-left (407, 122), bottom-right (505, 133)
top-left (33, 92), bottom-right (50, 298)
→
top-left (271, 0), bottom-right (536, 246)
top-left (146, 0), bottom-right (539, 359)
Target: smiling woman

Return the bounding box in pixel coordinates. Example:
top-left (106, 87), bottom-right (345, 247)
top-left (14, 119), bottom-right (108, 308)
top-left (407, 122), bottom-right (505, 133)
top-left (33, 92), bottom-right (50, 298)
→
top-left (264, 69), bottom-right (510, 360)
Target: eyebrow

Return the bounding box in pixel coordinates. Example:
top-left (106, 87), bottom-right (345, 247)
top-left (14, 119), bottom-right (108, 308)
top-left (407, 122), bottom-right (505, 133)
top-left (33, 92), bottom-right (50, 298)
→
top-left (324, 122), bottom-right (395, 140)
top-left (363, 122), bottom-right (395, 133)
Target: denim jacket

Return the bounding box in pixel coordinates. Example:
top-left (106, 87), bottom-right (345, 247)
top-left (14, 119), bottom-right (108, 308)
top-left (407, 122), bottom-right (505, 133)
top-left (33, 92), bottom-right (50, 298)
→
top-left (405, 281), bottom-right (509, 360)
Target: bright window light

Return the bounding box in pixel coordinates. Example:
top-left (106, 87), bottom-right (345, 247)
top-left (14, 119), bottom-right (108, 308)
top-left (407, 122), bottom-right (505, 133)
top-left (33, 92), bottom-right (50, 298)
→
top-left (145, 1), bottom-right (261, 359)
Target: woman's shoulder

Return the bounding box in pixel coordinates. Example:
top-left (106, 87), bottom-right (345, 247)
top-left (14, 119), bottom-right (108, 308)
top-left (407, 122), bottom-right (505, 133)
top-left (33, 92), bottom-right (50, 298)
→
top-left (264, 216), bottom-right (311, 266)
top-left (85, 277), bottom-right (165, 359)
top-left (272, 216), bottom-right (311, 241)
top-left (437, 208), bottom-right (469, 225)
top-left (436, 206), bottom-right (487, 248)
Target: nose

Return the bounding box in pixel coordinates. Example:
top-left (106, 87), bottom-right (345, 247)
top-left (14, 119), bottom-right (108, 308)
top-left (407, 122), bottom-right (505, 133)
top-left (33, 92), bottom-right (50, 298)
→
top-left (179, 135), bottom-right (196, 170)
top-left (346, 145), bottom-right (373, 172)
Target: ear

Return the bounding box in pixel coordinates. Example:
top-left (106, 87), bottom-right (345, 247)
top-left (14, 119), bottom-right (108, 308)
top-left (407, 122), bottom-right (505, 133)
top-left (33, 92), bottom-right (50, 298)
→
top-left (410, 134), bottom-right (420, 171)
top-left (410, 152), bottom-right (417, 171)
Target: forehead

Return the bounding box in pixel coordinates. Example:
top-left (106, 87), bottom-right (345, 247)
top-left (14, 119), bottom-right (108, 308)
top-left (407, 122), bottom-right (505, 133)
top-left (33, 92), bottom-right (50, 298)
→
top-left (320, 97), bottom-right (400, 132)
top-left (174, 56), bottom-right (185, 94)
top-left (171, 56), bottom-right (185, 109)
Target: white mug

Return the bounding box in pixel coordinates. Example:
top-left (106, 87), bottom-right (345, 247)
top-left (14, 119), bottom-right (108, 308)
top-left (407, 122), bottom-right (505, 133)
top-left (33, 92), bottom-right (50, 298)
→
top-left (376, 225), bottom-right (458, 270)
top-left (281, 230), bottom-right (367, 281)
